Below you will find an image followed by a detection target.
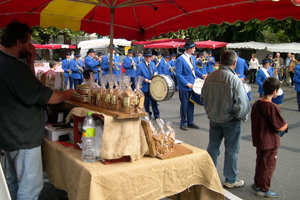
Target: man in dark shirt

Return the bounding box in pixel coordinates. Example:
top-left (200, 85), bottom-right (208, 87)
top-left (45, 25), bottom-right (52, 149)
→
top-left (0, 21), bottom-right (74, 200)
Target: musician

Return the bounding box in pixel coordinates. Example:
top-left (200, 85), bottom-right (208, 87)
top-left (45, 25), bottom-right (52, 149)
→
top-left (266, 54), bottom-right (275, 77)
top-left (169, 53), bottom-right (178, 90)
top-left (175, 40), bottom-right (206, 131)
top-left (256, 58), bottom-right (273, 97)
top-left (152, 53), bottom-right (160, 67)
top-left (274, 52), bottom-right (285, 81)
top-left (193, 52), bottom-right (199, 61)
top-left (234, 51), bottom-right (249, 81)
top-left (136, 49), bottom-right (160, 120)
top-left (206, 51), bottom-right (216, 74)
top-left (70, 53), bottom-right (84, 90)
top-left (123, 49), bottom-right (138, 90)
top-left (62, 52), bottom-right (73, 89)
top-left (96, 52), bottom-right (103, 85)
top-left (85, 48), bottom-right (100, 83)
top-left (157, 53), bottom-right (171, 75)
top-left (101, 44), bottom-right (121, 78)
top-left (197, 52), bottom-right (208, 77)
top-left (135, 50), bottom-right (144, 65)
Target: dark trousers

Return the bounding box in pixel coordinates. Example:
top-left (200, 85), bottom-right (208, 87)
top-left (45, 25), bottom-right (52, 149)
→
top-left (144, 91), bottom-right (159, 118)
top-left (290, 72), bottom-right (295, 86)
top-left (179, 90), bottom-right (195, 126)
top-left (131, 77), bottom-right (136, 91)
top-left (254, 148), bottom-right (278, 192)
top-left (171, 74), bottom-right (178, 89)
top-left (249, 69), bottom-right (257, 83)
top-left (64, 76), bottom-right (73, 89)
top-left (73, 79), bottom-right (82, 90)
top-left (297, 91), bottom-right (300, 111)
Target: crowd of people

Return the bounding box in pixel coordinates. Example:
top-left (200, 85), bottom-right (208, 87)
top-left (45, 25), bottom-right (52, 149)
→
top-left (0, 20), bottom-right (298, 200)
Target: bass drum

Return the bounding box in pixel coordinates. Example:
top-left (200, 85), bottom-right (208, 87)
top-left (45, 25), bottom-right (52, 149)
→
top-left (149, 75), bottom-right (175, 102)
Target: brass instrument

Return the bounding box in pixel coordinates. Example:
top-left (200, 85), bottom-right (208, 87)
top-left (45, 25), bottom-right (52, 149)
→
top-left (76, 65), bottom-right (83, 73)
top-left (169, 65), bottom-right (176, 75)
top-left (273, 58), bottom-right (280, 68)
top-left (130, 57), bottom-right (136, 71)
top-left (68, 68), bottom-right (72, 75)
top-left (201, 58), bottom-right (208, 64)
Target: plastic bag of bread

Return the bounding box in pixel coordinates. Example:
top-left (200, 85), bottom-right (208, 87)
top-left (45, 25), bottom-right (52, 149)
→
top-left (104, 74), bottom-right (114, 109)
top-left (117, 74), bottom-right (126, 112)
top-left (36, 70), bottom-right (46, 86)
top-left (123, 75), bottom-right (136, 114)
top-left (111, 74), bottom-right (122, 111)
top-left (134, 76), bottom-right (145, 113)
top-left (98, 72), bottom-right (107, 108)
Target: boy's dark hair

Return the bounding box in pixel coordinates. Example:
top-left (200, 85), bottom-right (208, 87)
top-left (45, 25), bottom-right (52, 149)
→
top-left (1, 20), bottom-right (33, 48)
top-left (263, 77), bottom-right (280, 95)
top-left (49, 61), bottom-right (56, 68)
top-left (83, 68), bottom-right (95, 79)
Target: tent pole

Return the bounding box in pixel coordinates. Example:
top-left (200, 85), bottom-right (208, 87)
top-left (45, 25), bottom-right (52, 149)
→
top-left (109, 6), bottom-right (115, 75)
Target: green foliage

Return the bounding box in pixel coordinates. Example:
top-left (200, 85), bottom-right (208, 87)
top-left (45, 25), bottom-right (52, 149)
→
top-left (155, 17), bottom-right (300, 43)
top-left (31, 26), bottom-right (85, 44)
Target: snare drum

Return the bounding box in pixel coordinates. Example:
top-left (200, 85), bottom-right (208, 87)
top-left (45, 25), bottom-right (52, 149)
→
top-left (149, 75), bottom-right (175, 102)
top-left (244, 83), bottom-right (252, 101)
top-left (193, 78), bottom-right (205, 95)
top-left (272, 88), bottom-right (284, 105)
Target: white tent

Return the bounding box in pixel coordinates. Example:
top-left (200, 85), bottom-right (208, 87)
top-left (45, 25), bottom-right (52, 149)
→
top-left (266, 42), bottom-right (300, 54)
top-left (78, 38), bottom-right (131, 48)
top-left (226, 41), bottom-right (269, 50)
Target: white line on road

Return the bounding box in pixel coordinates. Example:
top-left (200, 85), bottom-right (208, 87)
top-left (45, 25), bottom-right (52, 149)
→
top-left (224, 188), bottom-right (243, 200)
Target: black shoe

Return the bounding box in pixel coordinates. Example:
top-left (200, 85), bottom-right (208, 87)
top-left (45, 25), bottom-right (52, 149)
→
top-left (180, 125), bottom-right (188, 131)
top-left (188, 123), bottom-right (200, 129)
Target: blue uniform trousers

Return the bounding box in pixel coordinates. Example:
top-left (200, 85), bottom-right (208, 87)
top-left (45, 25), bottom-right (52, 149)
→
top-left (144, 91), bottom-right (159, 118)
top-left (297, 91), bottom-right (300, 111)
top-left (64, 76), bottom-right (73, 89)
top-left (179, 90), bottom-right (195, 126)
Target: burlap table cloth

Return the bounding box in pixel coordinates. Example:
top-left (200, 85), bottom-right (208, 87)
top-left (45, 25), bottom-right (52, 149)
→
top-left (66, 107), bottom-right (149, 161)
top-left (42, 138), bottom-right (224, 200)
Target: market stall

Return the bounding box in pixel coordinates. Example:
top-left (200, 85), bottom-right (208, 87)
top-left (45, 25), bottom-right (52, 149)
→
top-left (42, 138), bottom-right (224, 200)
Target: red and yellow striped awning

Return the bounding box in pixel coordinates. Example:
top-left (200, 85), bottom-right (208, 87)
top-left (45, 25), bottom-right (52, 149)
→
top-left (1, 0), bottom-right (300, 41)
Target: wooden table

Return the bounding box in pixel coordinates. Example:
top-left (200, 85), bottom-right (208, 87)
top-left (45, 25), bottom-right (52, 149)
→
top-left (64, 100), bottom-right (147, 119)
top-left (42, 138), bottom-right (224, 200)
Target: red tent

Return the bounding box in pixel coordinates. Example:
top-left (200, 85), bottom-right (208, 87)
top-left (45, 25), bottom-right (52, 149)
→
top-left (1, 0), bottom-right (300, 41)
top-left (144, 41), bottom-right (184, 49)
top-left (33, 44), bottom-right (76, 49)
top-left (132, 39), bottom-right (187, 45)
top-left (195, 41), bottom-right (228, 49)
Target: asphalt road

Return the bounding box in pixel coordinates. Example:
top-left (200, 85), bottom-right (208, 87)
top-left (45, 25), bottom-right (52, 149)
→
top-left (39, 80), bottom-right (300, 200)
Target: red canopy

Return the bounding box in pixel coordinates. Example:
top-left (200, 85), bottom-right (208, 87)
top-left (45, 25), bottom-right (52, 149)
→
top-left (195, 41), bottom-right (228, 49)
top-left (33, 44), bottom-right (76, 49)
top-left (0, 0), bottom-right (300, 41)
top-left (144, 41), bottom-right (184, 49)
top-left (133, 39), bottom-right (187, 45)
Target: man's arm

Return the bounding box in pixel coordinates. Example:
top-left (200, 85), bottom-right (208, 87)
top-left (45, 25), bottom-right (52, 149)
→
top-left (47, 89), bottom-right (74, 104)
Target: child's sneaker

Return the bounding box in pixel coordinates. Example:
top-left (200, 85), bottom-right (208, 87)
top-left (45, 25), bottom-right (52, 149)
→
top-left (224, 180), bottom-right (245, 188)
top-left (256, 189), bottom-right (278, 198)
top-left (252, 183), bottom-right (259, 191)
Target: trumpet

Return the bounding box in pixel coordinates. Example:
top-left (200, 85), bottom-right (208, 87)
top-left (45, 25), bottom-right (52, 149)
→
top-left (169, 65), bottom-right (176, 75)
top-left (201, 58), bottom-right (208, 64)
top-left (76, 65), bottom-right (83, 73)
top-left (95, 55), bottom-right (102, 62)
top-left (273, 58), bottom-right (280, 68)
top-left (132, 60), bottom-right (136, 71)
top-left (68, 68), bottom-right (72, 75)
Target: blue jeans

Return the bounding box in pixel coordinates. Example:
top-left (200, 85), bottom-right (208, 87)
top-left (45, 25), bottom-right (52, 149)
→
top-left (179, 90), bottom-right (195, 126)
top-left (207, 118), bottom-right (242, 183)
top-left (277, 68), bottom-right (282, 81)
top-left (3, 146), bottom-right (43, 200)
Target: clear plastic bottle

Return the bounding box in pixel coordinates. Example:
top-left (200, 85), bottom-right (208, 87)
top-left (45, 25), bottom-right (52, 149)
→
top-left (82, 112), bottom-right (96, 162)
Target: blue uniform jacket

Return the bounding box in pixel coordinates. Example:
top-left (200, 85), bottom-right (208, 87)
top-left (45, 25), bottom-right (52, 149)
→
top-left (70, 59), bottom-right (84, 79)
top-left (175, 54), bottom-right (204, 91)
top-left (206, 56), bottom-right (215, 74)
top-left (101, 54), bottom-right (121, 78)
top-left (136, 61), bottom-right (157, 93)
top-left (196, 60), bottom-right (207, 76)
top-left (293, 64), bottom-right (300, 92)
top-left (256, 68), bottom-right (273, 94)
top-left (85, 56), bottom-right (100, 80)
top-left (123, 56), bottom-right (137, 78)
top-left (234, 57), bottom-right (249, 78)
top-left (168, 59), bottom-right (176, 75)
top-left (135, 56), bottom-right (144, 65)
top-left (62, 58), bottom-right (71, 77)
top-left (157, 59), bottom-right (170, 75)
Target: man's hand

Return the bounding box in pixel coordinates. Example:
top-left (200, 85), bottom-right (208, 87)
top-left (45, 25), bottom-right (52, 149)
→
top-left (240, 78), bottom-right (245, 82)
top-left (153, 72), bottom-right (157, 76)
top-left (26, 43), bottom-right (37, 74)
top-left (202, 74), bottom-right (207, 79)
top-left (145, 79), bottom-right (149, 83)
top-left (187, 83), bottom-right (193, 88)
